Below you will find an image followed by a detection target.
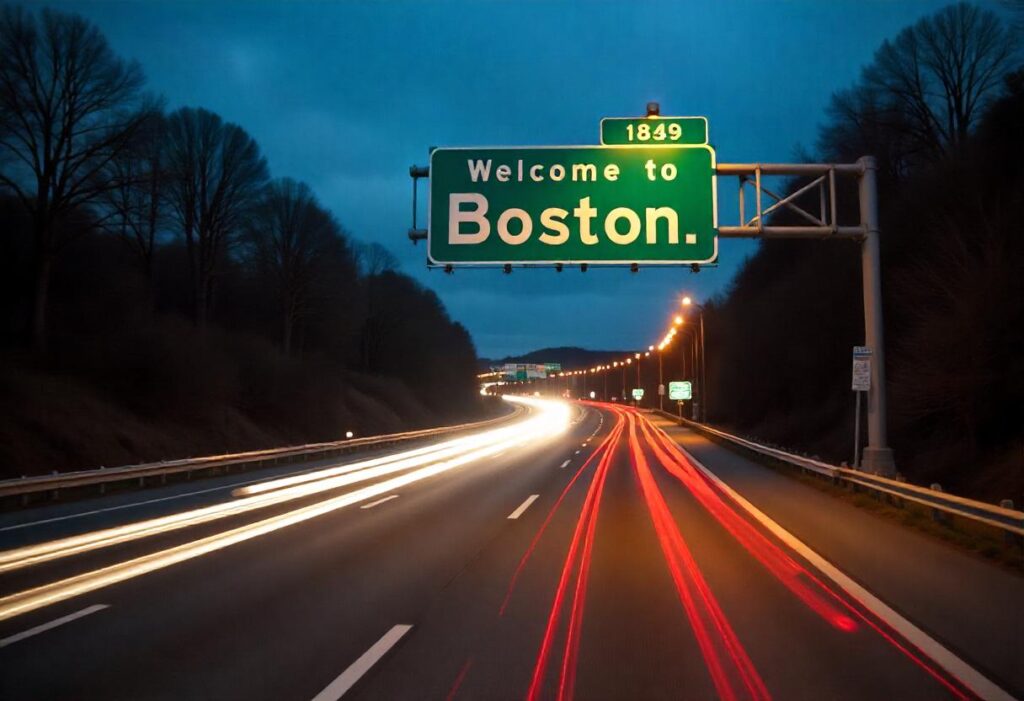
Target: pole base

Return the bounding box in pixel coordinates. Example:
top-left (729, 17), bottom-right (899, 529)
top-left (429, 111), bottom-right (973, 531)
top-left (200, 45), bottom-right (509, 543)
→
top-left (861, 447), bottom-right (896, 477)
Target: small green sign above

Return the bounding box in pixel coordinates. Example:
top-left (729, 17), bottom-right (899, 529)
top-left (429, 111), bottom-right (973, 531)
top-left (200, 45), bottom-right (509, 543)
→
top-left (601, 117), bottom-right (708, 146)
top-left (668, 381), bottom-right (692, 401)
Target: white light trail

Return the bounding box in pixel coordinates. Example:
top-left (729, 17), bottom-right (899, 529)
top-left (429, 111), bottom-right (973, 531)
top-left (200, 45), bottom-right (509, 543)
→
top-left (0, 397), bottom-right (570, 621)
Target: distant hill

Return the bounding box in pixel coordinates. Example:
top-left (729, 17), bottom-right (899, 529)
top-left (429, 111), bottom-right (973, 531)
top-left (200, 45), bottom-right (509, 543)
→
top-left (480, 346), bottom-right (634, 372)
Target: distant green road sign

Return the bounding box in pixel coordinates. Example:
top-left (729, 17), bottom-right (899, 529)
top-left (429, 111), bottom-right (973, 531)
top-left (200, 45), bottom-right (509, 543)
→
top-left (668, 381), bottom-right (692, 401)
top-left (601, 117), bottom-right (708, 146)
top-left (631, 388), bottom-right (645, 400)
top-left (428, 146), bottom-right (717, 266)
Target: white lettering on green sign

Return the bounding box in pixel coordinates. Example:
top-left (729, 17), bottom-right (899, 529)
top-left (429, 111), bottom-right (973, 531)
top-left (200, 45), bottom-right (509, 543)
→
top-left (428, 146), bottom-right (717, 265)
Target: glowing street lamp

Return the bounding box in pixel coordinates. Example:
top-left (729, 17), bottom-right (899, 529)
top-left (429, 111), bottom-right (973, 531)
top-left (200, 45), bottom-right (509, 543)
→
top-left (679, 295), bottom-right (706, 422)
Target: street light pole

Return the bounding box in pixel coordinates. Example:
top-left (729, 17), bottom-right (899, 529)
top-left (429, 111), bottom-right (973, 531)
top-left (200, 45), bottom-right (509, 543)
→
top-left (658, 350), bottom-right (664, 411)
top-left (682, 297), bottom-right (707, 423)
top-left (699, 312), bottom-right (706, 422)
top-left (635, 353), bottom-right (641, 406)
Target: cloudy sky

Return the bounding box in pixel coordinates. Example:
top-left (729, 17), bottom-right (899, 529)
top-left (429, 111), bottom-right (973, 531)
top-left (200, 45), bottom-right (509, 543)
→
top-left (50, 0), bottom-right (990, 358)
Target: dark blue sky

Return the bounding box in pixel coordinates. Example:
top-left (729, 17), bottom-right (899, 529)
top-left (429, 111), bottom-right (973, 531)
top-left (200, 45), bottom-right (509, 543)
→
top-left (53, 0), bottom-right (988, 358)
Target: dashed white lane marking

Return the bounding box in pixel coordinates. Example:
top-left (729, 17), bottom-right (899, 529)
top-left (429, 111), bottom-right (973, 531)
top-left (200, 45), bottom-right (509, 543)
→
top-left (559, 460), bottom-right (571, 469)
top-left (508, 494), bottom-right (540, 520)
top-left (574, 450), bottom-right (581, 455)
top-left (360, 495), bottom-right (399, 510)
top-left (0, 604), bottom-right (109, 648)
top-left (311, 624), bottom-right (413, 700)
top-left (672, 436), bottom-right (1016, 701)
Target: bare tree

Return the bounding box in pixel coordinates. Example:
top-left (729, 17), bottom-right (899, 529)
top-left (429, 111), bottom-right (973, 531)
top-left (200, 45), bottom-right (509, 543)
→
top-left (247, 178), bottom-right (340, 355)
top-left (163, 107), bottom-right (268, 327)
top-left (823, 3), bottom-right (1017, 170)
top-left (97, 111), bottom-right (167, 285)
top-left (355, 241), bottom-right (399, 277)
top-left (353, 241), bottom-right (399, 370)
top-left (0, 6), bottom-right (156, 349)
top-left (869, 3), bottom-right (1018, 152)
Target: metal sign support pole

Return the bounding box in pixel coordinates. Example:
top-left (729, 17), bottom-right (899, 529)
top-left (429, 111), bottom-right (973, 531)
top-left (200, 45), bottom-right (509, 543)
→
top-left (857, 157), bottom-right (895, 475)
top-left (853, 390), bottom-right (862, 468)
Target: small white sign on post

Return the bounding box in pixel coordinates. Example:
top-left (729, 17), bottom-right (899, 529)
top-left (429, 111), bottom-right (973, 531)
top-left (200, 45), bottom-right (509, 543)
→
top-left (852, 346), bottom-right (872, 392)
top-left (851, 346), bottom-right (872, 469)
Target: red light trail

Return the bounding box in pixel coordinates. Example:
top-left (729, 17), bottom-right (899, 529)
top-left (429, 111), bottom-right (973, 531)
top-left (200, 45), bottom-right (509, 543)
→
top-left (637, 417), bottom-right (858, 633)
top-left (526, 408), bottom-right (625, 701)
top-left (638, 413), bottom-right (976, 701)
top-left (627, 412), bottom-right (771, 701)
top-left (499, 409), bottom-right (625, 617)
top-left (511, 403), bottom-right (976, 700)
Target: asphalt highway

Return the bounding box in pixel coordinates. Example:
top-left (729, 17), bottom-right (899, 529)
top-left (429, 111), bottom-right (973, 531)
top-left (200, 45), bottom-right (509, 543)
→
top-left (0, 398), bottom-right (1020, 700)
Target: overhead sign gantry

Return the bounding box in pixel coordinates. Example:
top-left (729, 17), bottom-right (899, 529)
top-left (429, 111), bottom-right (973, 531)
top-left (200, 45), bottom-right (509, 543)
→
top-left (407, 103), bottom-right (896, 476)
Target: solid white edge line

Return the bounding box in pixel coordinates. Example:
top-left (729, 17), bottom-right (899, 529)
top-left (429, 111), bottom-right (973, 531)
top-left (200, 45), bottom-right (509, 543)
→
top-left (559, 460), bottom-right (571, 469)
top-left (670, 434), bottom-right (1017, 701)
top-left (508, 494), bottom-right (540, 520)
top-left (360, 495), bottom-right (399, 510)
top-left (311, 624), bottom-right (412, 700)
top-left (0, 482), bottom-right (253, 533)
top-left (0, 604), bottom-right (109, 648)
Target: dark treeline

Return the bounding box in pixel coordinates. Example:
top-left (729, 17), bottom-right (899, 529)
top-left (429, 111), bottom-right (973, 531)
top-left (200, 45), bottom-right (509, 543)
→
top-left (0, 6), bottom-right (481, 476)
top-left (701, 3), bottom-right (1022, 501)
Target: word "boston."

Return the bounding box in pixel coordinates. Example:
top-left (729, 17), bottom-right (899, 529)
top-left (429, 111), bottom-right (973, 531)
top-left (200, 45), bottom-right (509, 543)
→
top-left (448, 194), bottom-right (690, 247)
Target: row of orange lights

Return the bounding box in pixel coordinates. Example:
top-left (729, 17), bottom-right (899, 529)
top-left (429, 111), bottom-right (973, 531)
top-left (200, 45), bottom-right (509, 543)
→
top-left (555, 296), bottom-right (696, 377)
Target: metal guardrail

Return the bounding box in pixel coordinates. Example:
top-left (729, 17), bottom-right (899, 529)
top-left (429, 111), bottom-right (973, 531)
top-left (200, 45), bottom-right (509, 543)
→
top-left (654, 411), bottom-right (1024, 539)
top-left (0, 405), bottom-right (524, 504)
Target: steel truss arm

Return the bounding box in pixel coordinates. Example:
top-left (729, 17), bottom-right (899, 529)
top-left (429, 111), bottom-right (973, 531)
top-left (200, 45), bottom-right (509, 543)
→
top-left (716, 162), bottom-right (866, 239)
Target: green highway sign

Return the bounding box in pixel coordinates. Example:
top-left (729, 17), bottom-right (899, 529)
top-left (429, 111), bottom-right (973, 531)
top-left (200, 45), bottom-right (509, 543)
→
top-left (601, 117), bottom-right (708, 146)
top-left (631, 388), bottom-right (645, 400)
top-left (668, 380), bottom-right (692, 401)
top-left (428, 146), bottom-right (717, 266)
